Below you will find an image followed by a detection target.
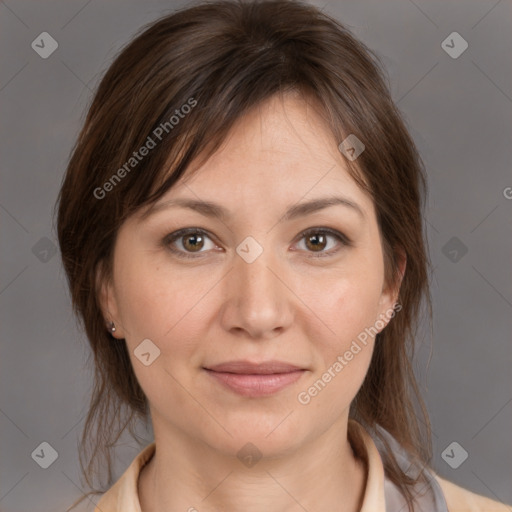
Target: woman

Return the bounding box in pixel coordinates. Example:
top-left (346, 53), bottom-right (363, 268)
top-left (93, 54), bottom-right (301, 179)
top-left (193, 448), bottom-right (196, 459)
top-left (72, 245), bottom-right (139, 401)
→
top-left (56, 1), bottom-right (510, 511)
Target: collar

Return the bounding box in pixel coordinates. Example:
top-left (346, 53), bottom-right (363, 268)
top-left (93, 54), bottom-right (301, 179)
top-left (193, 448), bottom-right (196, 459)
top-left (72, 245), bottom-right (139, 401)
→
top-left (94, 419), bottom-right (448, 512)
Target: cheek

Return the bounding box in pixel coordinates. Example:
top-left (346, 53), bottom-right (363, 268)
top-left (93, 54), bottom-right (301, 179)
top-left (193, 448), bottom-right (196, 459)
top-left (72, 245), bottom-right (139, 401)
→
top-left (112, 255), bottom-right (209, 407)
top-left (296, 273), bottom-right (380, 415)
top-left (294, 253), bottom-right (384, 408)
top-left (302, 256), bottom-right (384, 348)
top-left (113, 251), bottom-right (212, 361)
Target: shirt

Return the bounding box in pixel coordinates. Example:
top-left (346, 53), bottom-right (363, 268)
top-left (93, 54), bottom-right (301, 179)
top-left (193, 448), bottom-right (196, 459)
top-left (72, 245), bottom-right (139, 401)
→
top-left (93, 419), bottom-right (511, 512)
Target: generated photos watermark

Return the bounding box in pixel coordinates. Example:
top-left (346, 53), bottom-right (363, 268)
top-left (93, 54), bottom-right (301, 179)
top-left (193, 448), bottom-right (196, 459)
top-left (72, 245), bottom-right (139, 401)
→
top-left (93, 97), bottom-right (197, 200)
top-left (297, 302), bottom-right (402, 405)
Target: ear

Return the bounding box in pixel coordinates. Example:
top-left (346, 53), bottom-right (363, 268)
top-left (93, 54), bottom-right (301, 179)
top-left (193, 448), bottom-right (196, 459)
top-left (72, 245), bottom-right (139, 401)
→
top-left (96, 261), bottom-right (124, 339)
top-left (376, 246), bottom-right (406, 330)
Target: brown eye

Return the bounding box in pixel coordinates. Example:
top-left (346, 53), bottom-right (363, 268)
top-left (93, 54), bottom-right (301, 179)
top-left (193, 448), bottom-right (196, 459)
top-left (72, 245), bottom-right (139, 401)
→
top-left (295, 228), bottom-right (351, 258)
top-left (182, 233), bottom-right (205, 252)
top-left (163, 226), bottom-right (351, 261)
top-left (304, 232), bottom-right (328, 252)
top-left (163, 229), bottom-right (216, 259)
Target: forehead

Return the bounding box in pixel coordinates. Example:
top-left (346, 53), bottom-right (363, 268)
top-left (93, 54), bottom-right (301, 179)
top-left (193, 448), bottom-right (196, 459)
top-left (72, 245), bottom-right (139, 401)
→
top-left (202, 94), bottom-right (338, 168)
top-left (170, 94), bottom-right (371, 207)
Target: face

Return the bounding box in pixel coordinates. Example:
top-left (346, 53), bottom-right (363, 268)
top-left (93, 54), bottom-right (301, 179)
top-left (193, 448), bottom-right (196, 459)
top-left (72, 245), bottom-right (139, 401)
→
top-left (100, 92), bottom-right (403, 458)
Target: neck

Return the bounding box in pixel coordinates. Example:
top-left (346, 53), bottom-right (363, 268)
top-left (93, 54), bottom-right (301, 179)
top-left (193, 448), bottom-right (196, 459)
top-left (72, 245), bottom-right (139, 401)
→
top-left (138, 419), bottom-right (367, 512)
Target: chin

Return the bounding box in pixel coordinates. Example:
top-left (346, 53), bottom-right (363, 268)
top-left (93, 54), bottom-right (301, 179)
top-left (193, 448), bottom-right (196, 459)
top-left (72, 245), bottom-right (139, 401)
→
top-left (203, 409), bottom-right (307, 458)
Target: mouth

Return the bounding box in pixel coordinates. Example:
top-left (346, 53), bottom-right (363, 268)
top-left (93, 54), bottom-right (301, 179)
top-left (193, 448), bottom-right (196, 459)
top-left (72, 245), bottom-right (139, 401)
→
top-left (203, 360), bottom-right (307, 397)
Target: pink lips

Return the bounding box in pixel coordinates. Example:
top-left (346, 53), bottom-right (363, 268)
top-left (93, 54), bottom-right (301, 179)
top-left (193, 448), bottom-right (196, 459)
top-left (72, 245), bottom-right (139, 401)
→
top-left (204, 360), bottom-right (306, 397)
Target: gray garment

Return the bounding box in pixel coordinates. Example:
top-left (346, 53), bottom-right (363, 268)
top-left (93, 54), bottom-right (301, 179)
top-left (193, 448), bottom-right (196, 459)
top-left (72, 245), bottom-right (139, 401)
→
top-left (370, 424), bottom-right (449, 512)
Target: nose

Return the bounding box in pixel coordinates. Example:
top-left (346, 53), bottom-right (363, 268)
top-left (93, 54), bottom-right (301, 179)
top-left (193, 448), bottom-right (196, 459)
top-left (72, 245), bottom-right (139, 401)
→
top-left (219, 242), bottom-right (294, 340)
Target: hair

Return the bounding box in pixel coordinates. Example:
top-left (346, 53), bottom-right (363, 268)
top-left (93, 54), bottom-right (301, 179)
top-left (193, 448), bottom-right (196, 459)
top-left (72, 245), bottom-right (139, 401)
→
top-left (55, 1), bottom-right (434, 510)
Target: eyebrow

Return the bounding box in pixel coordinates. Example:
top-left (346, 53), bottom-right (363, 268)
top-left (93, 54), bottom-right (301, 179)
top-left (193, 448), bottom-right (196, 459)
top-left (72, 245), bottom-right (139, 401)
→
top-left (140, 195), bottom-right (365, 222)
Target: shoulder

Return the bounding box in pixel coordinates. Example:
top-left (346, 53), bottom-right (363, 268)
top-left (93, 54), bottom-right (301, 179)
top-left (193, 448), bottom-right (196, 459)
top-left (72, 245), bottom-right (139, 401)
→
top-left (433, 473), bottom-right (512, 512)
top-left (352, 419), bottom-right (511, 512)
top-left (93, 442), bottom-right (156, 512)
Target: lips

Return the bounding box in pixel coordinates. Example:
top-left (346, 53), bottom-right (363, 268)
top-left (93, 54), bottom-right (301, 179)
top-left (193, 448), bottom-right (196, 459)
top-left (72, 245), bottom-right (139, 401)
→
top-left (203, 360), bottom-right (306, 397)
top-left (205, 360), bottom-right (304, 374)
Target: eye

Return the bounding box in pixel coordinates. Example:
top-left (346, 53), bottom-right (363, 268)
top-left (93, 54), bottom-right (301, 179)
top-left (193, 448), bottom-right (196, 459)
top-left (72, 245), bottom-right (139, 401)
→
top-left (162, 227), bottom-right (351, 260)
top-left (293, 227), bottom-right (351, 258)
top-left (163, 228), bottom-right (217, 259)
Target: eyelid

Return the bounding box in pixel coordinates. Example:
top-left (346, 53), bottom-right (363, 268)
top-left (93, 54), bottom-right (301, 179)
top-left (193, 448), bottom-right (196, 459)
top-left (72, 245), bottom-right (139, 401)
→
top-left (162, 228), bottom-right (217, 259)
top-left (163, 226), bottom-right (351, 259)
top-left (294, 226), bottom-right (352, 247)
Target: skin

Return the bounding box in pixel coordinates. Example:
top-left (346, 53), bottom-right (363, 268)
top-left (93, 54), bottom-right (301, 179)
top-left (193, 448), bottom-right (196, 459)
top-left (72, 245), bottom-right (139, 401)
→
top-left (99, 91), bottom-right (405, 512)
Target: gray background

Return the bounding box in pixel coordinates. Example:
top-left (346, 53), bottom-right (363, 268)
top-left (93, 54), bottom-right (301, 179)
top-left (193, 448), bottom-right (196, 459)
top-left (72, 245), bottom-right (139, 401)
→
top-left (1, 0), bottom-right (511, 511)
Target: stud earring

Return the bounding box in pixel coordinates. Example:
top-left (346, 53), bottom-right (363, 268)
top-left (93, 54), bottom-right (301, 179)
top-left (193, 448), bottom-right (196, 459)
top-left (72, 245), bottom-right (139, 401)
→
top-left (108, 321), bottom-right (116, 333)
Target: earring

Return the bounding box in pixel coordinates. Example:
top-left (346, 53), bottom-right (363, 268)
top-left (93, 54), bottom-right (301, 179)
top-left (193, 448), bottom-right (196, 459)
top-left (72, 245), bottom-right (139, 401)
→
top-left (108, 321), bottom-right (116, 333)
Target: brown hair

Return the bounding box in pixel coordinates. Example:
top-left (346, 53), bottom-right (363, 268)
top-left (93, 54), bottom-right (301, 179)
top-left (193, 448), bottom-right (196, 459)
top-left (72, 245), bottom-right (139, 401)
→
top-left (55, 1), bottom-right (433, 510)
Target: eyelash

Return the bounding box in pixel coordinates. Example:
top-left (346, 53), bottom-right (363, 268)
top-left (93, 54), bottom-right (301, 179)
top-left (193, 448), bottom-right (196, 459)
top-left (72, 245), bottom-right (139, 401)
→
top-left (162, 227), bottom-right (351, 260)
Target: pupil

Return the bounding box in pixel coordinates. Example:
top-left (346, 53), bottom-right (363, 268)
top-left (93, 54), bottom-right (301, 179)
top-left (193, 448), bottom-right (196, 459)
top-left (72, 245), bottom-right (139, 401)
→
top-left (308, 234), bottom-right (325, 251)
top-left (186, 234), bottom-right (202, 251)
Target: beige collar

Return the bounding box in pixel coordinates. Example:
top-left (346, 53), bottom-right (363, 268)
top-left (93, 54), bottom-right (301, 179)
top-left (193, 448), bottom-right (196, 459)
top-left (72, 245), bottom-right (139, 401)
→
top-left (94, 419), bottom-right (391, 512)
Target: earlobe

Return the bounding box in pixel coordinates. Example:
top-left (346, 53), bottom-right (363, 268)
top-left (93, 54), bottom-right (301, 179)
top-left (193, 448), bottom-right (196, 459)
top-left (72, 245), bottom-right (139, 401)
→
top-left (394, 248), bottom-right (406, 302)
top-left (397, 247), bottom-right (406, 287)
top-left (96, 263), bottom-right (123, 338)
top-left (377, 247), bottom-right (406, 329)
